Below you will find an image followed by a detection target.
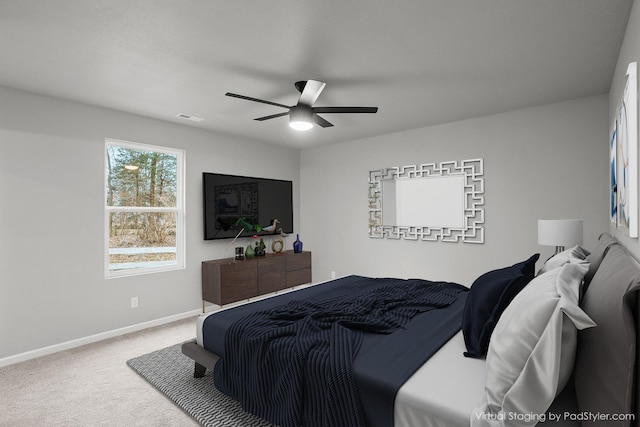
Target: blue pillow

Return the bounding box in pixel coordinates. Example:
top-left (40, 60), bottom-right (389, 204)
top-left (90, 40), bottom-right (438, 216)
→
top-left (462, 254), bottom-right (539, 358)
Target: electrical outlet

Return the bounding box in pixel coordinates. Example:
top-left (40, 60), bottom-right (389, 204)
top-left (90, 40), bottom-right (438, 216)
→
top-left (131, 296), bottom-right (139, 308)
top-left (331, 271), bottom-right (336, 279)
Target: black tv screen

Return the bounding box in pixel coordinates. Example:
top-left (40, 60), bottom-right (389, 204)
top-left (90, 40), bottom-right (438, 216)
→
top-left (203, 172), bottom-right (294, 240)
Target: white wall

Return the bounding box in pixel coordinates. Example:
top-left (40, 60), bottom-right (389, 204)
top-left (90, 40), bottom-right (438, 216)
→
top-left (609, 0), bottom-right (640, 258)
top-left (0, 83), bottom-right (612, 361)
top-left (300, 95), bottom-right (609, 286)
top-left (0, 85), bottom-right (301, 360)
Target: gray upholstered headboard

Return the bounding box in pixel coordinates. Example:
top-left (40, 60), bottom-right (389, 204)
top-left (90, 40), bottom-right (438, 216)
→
top-left (574, 233), bottom-right (640, 426)
top-left (636, 291), bottom-right (640, 426)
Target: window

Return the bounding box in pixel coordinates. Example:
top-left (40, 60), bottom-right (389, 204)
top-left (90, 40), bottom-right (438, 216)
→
top-left (105, 139), bottom-right (185, 277)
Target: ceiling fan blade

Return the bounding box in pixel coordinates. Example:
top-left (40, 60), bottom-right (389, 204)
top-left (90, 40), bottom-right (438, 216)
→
top-left (254, 111), bottom-right (290, 121)
top-left (297, 80), bottom-right (326, 107)
top-left (313, 114), bottom-right (334, 128)
top-left (225, 92), bottom-right (291, 109)
top-left (313, 106), bottom-right (378, 114)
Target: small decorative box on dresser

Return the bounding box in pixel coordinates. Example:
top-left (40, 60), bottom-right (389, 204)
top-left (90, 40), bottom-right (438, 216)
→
top-left (202, 251), bottom-right (312, 306)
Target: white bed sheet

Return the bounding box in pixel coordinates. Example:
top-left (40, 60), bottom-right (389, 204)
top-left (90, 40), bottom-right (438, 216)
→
top-left (394, 331), bottom-right (485, 427)
top-left (196, 312), bottom-right (211, 347)
top-left (393, 330), bottom-right (581, 427)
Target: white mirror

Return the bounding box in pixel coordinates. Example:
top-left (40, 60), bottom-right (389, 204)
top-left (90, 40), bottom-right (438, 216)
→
top-left (369, 159), bottom-right (484, 243)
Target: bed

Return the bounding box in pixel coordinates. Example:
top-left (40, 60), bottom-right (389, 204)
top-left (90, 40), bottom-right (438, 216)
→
top-left (182, 233), bottom-right (640, 426)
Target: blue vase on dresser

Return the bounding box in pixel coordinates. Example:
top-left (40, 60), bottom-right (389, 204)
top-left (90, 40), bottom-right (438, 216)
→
top-left (293, 234), bottom-right (303, 253)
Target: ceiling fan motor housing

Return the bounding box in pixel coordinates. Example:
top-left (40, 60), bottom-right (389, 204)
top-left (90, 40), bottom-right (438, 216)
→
top-left (289, 104), bottom-right (314, 130)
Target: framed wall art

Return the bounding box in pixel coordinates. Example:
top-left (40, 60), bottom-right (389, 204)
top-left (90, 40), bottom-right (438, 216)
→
top-left (614, 62), bottom-right (638, 238)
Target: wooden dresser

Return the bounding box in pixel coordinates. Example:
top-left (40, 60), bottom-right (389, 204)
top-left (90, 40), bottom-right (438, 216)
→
top-left (202, 251), bottom-right (312, 306)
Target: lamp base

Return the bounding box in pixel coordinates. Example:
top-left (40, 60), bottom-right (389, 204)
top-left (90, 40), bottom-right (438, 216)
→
top-left (554, 246), bottom-right (565, 255)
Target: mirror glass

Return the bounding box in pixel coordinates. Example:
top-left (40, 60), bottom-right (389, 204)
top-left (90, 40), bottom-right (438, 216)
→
top-left (369, 159), bottom-right (484, 243)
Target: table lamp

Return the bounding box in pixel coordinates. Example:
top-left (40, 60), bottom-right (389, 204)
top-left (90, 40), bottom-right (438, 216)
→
top-left (538, 219), bottom-right (583, 255)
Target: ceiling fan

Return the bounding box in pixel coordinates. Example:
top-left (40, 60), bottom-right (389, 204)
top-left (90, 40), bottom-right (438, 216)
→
top-left (225, 80), bottom-right (378, 131)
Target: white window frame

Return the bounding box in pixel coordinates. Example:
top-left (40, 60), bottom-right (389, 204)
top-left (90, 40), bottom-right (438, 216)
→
top-left (104, 138), bottom-right (186, 278)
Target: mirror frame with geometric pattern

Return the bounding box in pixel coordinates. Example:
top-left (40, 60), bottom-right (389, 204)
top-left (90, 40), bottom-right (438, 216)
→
top-left (368, 158), bottom-right (484, 243)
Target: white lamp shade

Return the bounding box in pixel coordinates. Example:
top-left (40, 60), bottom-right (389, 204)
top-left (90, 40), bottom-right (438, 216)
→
top-left (537, 219), bottom-right (583, 247)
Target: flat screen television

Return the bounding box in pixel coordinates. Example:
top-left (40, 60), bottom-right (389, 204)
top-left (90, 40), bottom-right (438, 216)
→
top-left (203, 172), bottom-right (294, 240)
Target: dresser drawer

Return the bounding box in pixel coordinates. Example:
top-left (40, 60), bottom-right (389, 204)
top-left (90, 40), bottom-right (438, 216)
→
top-left (286, 251), bottom-right (311, 271)
top-left (219, 262), bottom-right (258, 305)
top-left (258, 256), bottom-right (286, 294)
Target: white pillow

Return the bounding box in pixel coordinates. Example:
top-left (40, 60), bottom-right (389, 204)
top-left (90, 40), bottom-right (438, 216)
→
top-left (471, 260), bottom-right (595, 427)
top-left (537, 245), bottom-right (590, 275)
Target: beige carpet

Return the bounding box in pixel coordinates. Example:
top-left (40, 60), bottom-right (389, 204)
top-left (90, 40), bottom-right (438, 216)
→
top-left (0, 317), bottom-right (201, 427)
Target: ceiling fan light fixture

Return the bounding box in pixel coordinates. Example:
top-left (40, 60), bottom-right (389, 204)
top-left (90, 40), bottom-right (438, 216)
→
top-left (289, 120), bottom-right (313, 131)
top-left (226, 79), bottom-right (377, 130)
top-left (289, 105), bottom-right (313, 131)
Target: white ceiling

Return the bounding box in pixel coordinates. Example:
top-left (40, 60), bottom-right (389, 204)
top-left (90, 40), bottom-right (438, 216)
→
top-left (0, 0), bottom-right (634, 148)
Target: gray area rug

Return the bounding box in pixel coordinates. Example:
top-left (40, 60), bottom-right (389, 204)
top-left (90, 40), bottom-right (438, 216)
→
top-left (127, 343), bottom-right (274, 427)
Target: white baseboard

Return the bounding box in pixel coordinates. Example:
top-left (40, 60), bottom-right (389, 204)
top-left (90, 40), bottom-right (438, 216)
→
top-left (0, 308), bottom-right (202, 368)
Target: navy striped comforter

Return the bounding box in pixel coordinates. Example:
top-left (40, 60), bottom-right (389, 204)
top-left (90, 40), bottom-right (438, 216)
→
top-left (211, 276), bottom-right (467, 427)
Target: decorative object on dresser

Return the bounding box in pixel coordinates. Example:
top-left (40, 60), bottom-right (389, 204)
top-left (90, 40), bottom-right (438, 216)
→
top-left (255, 238), bottom-right (267, 256)
top-left (244, 243), bottom-right (255, 259)
top-left (293, 234), bottom-right (303, 253)
top-left (271, 238), bottom-right (284, 253)
top-left (201, 251), bottom-right (311, 308)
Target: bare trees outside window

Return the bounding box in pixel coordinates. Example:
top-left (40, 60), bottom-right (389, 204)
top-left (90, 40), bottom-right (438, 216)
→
top-left (105, 139), bottom-right (184, 277)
